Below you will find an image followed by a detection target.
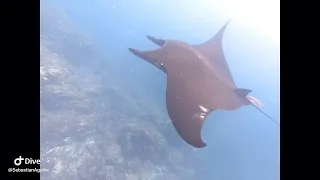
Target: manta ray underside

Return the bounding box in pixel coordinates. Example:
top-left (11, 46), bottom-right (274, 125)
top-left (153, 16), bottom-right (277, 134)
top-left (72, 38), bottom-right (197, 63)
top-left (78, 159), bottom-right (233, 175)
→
top-left (128, 20), bottom-right (255, 148)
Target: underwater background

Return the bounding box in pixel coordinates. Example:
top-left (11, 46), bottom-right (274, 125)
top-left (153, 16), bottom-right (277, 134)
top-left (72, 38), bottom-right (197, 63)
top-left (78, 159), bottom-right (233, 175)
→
top-left (40, 0), bottom-right (280, 180)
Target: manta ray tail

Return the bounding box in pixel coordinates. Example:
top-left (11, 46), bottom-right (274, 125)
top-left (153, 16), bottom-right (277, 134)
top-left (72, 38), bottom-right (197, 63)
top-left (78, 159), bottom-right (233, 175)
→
top-left (234, 88), bottom-right (280, 126)
top-left (251, 105), bottom-right (280, 126)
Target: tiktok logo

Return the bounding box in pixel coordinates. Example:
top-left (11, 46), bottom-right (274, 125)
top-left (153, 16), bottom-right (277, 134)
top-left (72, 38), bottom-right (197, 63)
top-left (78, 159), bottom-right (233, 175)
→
top-left (14, 156), bottom-right (24, 166)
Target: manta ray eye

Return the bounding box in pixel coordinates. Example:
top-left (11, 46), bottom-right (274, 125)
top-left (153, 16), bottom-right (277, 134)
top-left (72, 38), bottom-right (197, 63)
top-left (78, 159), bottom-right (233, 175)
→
top-left (155, 62), bottom-right (161, 68)
top-left (156, 62), bottom-right (163, 67)
top-left (155, 62), bottom-right (167, 73)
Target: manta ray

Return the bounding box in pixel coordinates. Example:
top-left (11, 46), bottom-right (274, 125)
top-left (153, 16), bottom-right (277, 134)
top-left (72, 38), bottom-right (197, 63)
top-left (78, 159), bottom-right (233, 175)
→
top-left (128, 20), bottom-right (275, 148)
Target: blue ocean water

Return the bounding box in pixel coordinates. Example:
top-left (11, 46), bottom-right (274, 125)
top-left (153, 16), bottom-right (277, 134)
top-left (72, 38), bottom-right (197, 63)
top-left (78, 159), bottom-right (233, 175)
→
top-left (41, 0), bottom-right (279, 179)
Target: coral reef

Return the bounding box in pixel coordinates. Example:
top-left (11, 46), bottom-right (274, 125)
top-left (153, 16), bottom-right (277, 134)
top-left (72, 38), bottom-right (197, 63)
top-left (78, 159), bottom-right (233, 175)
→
top-left (40, 3), bottom-right (207, 180)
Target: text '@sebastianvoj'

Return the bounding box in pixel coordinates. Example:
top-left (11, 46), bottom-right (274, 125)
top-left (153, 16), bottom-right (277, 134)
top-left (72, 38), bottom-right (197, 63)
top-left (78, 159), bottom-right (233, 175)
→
top-left (8, 168), bottom-right (49, 173)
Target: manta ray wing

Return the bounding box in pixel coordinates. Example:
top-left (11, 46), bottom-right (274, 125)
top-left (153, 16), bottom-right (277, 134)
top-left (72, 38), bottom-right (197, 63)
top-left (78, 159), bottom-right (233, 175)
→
top-left (165, 72), bottom-right (216, 148)
top-left (192, 20), bottom-right (236, 88)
